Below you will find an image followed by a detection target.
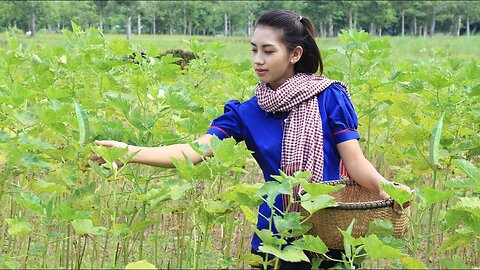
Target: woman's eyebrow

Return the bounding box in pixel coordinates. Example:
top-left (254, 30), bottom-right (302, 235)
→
top-left (250, 42), bottom-right (275, 48)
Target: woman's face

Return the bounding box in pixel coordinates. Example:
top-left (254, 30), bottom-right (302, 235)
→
top-left (251, 25), bottom-right (295, 90)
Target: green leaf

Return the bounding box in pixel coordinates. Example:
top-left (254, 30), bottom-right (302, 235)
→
top-left (18, 135), bottom-right (54, 150)
top-left (455, 197), bottom-right (480, 217)
top-left (239, 254), bottom-right (264, 267)
top-left (71, 219), bottom-right (106, 236)
top-left (125, 260), bottom-right (156, 269)
top-left (255, 229), bottom-right (287, 246)
top-left (53, 204), bottom-right (91, 221)
top-left (429, 112), bottom-right (445, 168)
top-left (339, 228), bottom-right (365, 248)
top-left (454, 159), bottom-right (480, 182)
top-left (240, 205), bottom-right (257, 224)
top-left (222, 183), bottom-right (262, 208)
top-left (209, 136), bottom-right (252, 168)
top-left (271, 170), bottom-right (303, 188)
top-left (439, 229), bottom-right (476, 251)
top-left (273, 212), bottom-right (303, 236)
top-left (0, 256), bottom-right (19, 269)
top-left (130, 220), bottom-right (156, 234)
top-left (399, 78), bottom-right (426, 93)
top-left (6, 219), bottom-right (32, 237)
top-left (90, 145), bottom-right (128, 165)
top-left (363, 234), bottom-right (404, 259)
top-left (259, 244), bottom-right (310, 263)
top-left (88, 160), bottom-right (112, 179)
top-left (418, 186), bottom-right (454, 206)
top-left (14, 193), bottom-right (43, 213)
top-left (441, 255), bottom-right (469, 269)
top-left (445, 177), bottom-right (480, 189)
top-left (380, 182), bottom-right (413, 207)
top-left (171, 153), bottom-right (196, 180)
top-left (367, 219), bottom-right (394, 237)
top-left (71, 21), bottom-right (83, 36)
top-left (20, 153), bottom-right (50, 168)
top-left (136, 180), bottom-right (193, 206)
top-left (255, 181), bottom-right (282, 207)
top-left (300, 194), bottom-right (337, 214)
top-left (301, 181), bottom-right (344, 196)
top-left (30, 180), bottom-right (69, 194)
top-left (203, 200), bottom-right (231, 214)
top-left (341, 219), bottom-right (355, 258)
top-left (292, 235), bottom-right (328, 255)
top-left (401, 257), bottom-right (426, 269)
top-left (73, 98), bottom-right (90, 146)
top-left (13, 108), bottom-right (37, 126)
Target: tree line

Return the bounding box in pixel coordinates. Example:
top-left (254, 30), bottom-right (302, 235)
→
top-left (1, 1), bottom-right (479, 39)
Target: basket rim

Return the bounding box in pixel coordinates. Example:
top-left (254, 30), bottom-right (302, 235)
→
top-left (333, 199), bottom-right (394, 210)
top-left (302, 178), bottom-right (396, 210)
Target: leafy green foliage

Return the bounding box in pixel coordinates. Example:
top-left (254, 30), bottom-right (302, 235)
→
top-left (364, 234), bottom-right (404, 259)
top-left (292, 235), bottom-right (328, 255)
top-left (71, 219), bottom-right (107, 236)
top-left (5, 218), bottom-right (32, 237)
top-left (300, 194), bottom-right (338, 215)
top-left (0, 26), bottom-right (479, 269)
top-left (380, 181), bottom-right (413, 207)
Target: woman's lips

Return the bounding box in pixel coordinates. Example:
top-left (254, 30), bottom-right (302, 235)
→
top-left (255, 69), bottom-right (267, 76)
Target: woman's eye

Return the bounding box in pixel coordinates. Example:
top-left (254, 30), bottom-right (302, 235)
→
top-left (251, 49), bottom-right (258, 52)
top-left (265, 51), bottom-right (274, 54)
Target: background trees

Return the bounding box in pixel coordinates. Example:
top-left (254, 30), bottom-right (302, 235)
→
top-left (0, 0), bottom-right (478, 37)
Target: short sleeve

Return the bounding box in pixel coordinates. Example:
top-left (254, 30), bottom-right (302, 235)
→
top-left (206, 100), bottom-right (244, 142)
top-left (325, 83), bottom-right (360, 144)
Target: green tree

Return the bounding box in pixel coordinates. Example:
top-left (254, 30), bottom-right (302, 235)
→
top-left (391, 1), bottom-right (411, 36)
top-left (359, 1), bottom-right (396, 36)
top-left (93, 0), bottom-right (109, 31)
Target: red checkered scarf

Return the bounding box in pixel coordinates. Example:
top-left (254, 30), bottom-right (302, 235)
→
top-left (256, 73), bottom-right (349, 212)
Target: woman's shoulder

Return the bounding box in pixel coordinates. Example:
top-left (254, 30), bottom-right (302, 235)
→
top-left (223, 96), bottom-right (260, 113)
top-left (317, 82), bottom-right (349, 101)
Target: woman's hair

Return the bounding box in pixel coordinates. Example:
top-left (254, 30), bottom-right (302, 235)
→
top-left (255, 9), bottom-right (323, 75)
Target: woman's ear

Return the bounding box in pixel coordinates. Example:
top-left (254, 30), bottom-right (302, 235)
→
top-left (290, 46), bottom-right (304, 64)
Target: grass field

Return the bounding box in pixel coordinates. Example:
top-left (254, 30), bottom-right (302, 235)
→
top-left (2, 32), bottom-right (479, 63)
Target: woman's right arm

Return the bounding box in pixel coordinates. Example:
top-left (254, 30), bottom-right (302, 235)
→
top-left (93, 134), bottom-right (214, 168)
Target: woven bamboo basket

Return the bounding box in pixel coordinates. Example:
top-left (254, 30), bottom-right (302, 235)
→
top-left (300, 179), bottom-right (409, 250)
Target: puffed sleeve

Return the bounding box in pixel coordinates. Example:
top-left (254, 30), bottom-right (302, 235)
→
top-left (325, 83), bottom-right (360, 144)
top-left (206, 100), bottom-right (244, 142)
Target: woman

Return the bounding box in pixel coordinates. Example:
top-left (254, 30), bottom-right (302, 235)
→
top-left (93, 9), bottom-right (409, 270)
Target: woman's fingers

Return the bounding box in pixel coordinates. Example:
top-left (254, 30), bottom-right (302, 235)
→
top-left (94, 140), bottom-right (128, 148)
top-left (91, 140), bottom-right (128, 166)
top-left (89, 153), bottom-right (106, 164)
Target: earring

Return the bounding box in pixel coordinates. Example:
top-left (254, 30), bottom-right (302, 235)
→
top-left (291, 59), bottom-right (295, 63)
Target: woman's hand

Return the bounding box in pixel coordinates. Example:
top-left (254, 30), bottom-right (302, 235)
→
top-left (90, 140), bottom-right (129, 165)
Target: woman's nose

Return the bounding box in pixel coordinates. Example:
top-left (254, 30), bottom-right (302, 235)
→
top-left (253, 53), bottom-right (264, 65)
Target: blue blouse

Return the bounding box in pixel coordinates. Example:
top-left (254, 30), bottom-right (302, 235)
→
top-left (206, 83), bottom-right (360, 251)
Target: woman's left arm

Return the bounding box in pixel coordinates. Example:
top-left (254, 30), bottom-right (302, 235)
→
top-left (336, 139), bottom-right (391, 199)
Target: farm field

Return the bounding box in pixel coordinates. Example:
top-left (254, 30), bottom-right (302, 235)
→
top-left (0, 27), bottom-right (479, 269)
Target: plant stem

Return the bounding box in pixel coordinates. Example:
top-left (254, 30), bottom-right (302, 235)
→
top-left (101, 219), bottom-right (110, 268)
top-left (425, 169), bottom-right (438, 263)
top-left (23, 236), bottom-right (31, 268)
top-left (112, 170), bottom-right (118, 268)
top-left (138, 201), bottom-right (147, 260)
top-left (66, 223), bottom-right (71, 269)
top-left (236, 219), bottom-right (247, 269)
